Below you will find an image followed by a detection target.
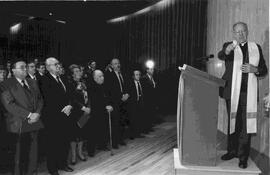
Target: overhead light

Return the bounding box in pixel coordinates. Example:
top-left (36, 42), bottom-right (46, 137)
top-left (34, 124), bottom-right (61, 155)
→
top-left (108, 16), bottom-right (128, 23)
top-left (10, 23), bottom-right (22, 34)
top-left (145, 60), bottom-right (155, 69)
top-left (56, 20), bottom-right (66, 24)
top-left (49, 12), bottom-right (53, 16)
top-left (134, 6), bottom-right (152, 16)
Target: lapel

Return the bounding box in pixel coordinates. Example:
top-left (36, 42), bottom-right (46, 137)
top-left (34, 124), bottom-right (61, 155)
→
top-left (113, 72), bottom-right (121, 89)
top-left (11, 78), bottom-right (32, 109)
top-left (47, 73), bottom-right (66, 94)
top-left (26, 78), bottom-right (37, 107)
top-left (146, 75), bottom-right (153, 87)
top-left (26, 78), bottom-right (35, 93)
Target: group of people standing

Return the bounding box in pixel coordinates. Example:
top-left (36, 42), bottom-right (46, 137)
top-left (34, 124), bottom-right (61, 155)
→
top-left (0, 57), bottom-right (160, 175)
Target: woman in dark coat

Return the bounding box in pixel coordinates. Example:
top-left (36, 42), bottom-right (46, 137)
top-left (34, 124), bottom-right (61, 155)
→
top-left (68, 64), bottom-right (91, 165)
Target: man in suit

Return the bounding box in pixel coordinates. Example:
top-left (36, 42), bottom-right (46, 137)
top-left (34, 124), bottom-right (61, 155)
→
top-left (6, 60), bottom-right (12, 78)
top-left (36, 62), bottom-right (46, 80)
top-left (86, 60), bottom-right (96, 77)
top-left (0, 65), bottom-right (7, 82)
top-left (128, 69), bottom-right (144, 139)
top-left (87, 70), bottom-right (113, 155)
top-left (104, 58), bottom-right (129, 148)
top-left (27, 60), bottom-right (37, 81)
top-left (141, 65), bottom-right (158, 132)
top-left (218, 22), bottom-right (267, 168)
top-left (0, 59), bottom-right (44, 175)
top-left (39, 57), bottom-right (73, 175)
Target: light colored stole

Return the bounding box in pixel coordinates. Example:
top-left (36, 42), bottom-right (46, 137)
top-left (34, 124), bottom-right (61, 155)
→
top-left (230, 42), bottom-right (259, 134)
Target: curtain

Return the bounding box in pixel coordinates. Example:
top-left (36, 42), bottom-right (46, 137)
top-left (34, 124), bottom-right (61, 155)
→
top-left (108, 0), bottom-right (208, 114)
top-left (0, 14), bottom-right (67, 64)
top-left (109, 0), bottom-right (208, 72)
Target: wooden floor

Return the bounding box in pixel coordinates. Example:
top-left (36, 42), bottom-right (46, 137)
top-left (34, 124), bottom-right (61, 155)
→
top-left (39, 115), bottom-right (177, 175)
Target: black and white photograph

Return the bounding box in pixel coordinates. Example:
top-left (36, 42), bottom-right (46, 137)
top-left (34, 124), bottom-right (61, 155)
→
top-left (0, 0), bottom-right (269, 175)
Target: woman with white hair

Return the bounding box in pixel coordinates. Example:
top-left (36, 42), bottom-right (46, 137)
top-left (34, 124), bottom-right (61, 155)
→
top-left (68, 64), bottom-right (90, 165)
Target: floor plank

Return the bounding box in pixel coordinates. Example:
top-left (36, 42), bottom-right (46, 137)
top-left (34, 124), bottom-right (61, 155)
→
top-left (37, 115), bottom-right (177, 175)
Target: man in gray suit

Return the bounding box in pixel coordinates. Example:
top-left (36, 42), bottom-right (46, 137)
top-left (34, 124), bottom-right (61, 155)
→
top-left (0, 59), bottom-right (43, 175)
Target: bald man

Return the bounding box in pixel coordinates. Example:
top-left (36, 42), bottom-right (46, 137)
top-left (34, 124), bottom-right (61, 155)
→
top-left (39, 57), bottom-right (74, 175)
top-left (218, 22), bottom-right (267, 168)
top-left (86, 70), bottom-right (113, 155)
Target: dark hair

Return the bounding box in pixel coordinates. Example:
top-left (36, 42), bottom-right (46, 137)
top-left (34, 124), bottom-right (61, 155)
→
top-left (27, 60), bottom-right (35, 65)
top-left (11, 58), bottom-right (26, 69)
top-left (36, 62), bottom-right (45, 68)
top-left (0, 65), bottom-right (7, 72)
top-left (88, 60), bottom-right (96, 66)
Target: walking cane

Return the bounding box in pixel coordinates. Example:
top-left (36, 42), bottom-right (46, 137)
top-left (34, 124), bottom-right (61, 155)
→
top-left (108, 111), bottom-right (114, 156)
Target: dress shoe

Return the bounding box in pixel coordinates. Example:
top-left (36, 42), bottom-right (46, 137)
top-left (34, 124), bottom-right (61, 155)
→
top-left (137, 135), bottom-right (145, 138)
top-left (97, 145), bottom-right (109, 151)
top-left (112, 145), bottom-right (119, 149)
top-left (129, 137), bottom-right (134, 140)
top-left (100, 146), bottom-right (109, 151)
top-left (78, 155), bottom-right (87, 161)
top-left (238, 160), bottom-right (248, 169)
top-left (50, 171), bottom-right (60, 175)
top-left (71, 160), bottom-right (77, 165)
top-left (59, 166), bottom-right (74, 172)
top-left (221, 152), bottom-right (237, 161)
top-left (88, 152), bottom-right (95, 157)
top-left (119, 141), bottom-right (126, 146)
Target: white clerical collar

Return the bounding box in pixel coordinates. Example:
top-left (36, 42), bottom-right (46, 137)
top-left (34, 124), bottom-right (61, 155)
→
top-left (240, 42), bottom-right (247, 46)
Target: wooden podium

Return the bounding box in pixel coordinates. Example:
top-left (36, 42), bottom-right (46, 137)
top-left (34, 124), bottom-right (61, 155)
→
top-left (177, 64), bottom-right (225, 166)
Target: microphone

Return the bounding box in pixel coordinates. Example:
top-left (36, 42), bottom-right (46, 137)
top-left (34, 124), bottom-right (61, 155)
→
top-left (196, 54), bottom-right (214, 60)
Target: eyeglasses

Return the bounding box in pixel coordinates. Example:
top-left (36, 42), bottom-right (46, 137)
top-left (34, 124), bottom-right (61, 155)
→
top-left (49, 63), bottom-right (60, 67)
top-left (14, 66), bottom-right (27, 70)
top-left (233, 30), bottom-right (247, 35)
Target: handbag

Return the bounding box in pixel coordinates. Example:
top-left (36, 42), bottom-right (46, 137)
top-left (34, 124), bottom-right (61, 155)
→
top-left (77, 112), bottom-right (91, 128)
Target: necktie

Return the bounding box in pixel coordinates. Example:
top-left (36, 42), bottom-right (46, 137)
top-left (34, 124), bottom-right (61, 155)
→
top-left (21, 80), bottom-right (30, 92)
top-left (117, 72), bottom-right (124, 93)
top-left (56, 76), bottom-right (66, 92)
top-left (151, 77), bottom-right (156, 88)
top-left (136, 81), bottom-right (142, 101)
top-left (138, 81), bottom-right (142, 96)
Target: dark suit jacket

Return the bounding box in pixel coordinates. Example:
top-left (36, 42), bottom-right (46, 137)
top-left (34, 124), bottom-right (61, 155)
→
top-left (141, 74), bottom-right (157, 107)
top-left (218, 41), bottom-right (268, 99)
top-left (39, 73), bottom-right (73, 129)
top-left (128, 80), bottom-right (143, 104)
top-left (104, 71), bottom-right (128, 107)
top-left (89, 82), bottom-right (112, 119)
top-left (0, 77), bottom-right (44, 133)
top-left (69, 79), bottom-right (91, 122)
